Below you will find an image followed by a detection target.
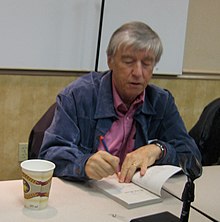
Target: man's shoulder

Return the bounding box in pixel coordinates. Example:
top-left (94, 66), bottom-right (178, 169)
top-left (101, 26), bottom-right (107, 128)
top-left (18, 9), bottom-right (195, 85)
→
top-left (143, 84), bottom-right (176, 117)
top-left (145, 84), bottom-right (174, 109)
top-left (146, 84), bottom-right (170, 98)
top-left (59, 71), bottom-right (106, 96)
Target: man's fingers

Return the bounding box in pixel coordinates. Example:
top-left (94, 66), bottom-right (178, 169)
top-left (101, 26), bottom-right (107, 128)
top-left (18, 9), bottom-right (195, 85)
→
top-left (85, 151), bottom-right (120, 180)
top-left (140, 162), bottom-right (148, 176)
top-left (101, 151), bottom-right (120, 173)
top-left (119, 163), bottom-right (137, 183)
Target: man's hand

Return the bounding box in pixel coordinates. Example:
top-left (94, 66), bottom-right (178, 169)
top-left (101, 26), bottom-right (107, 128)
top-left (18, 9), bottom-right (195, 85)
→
top-left (85, 150), bottom-right (120, 180)
top-left (119, 144), bottom-right (161, 183)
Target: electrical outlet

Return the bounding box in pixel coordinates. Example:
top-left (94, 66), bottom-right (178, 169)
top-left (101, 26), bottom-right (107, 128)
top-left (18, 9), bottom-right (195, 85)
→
top-left (18, 143), bottom-right (28, 162)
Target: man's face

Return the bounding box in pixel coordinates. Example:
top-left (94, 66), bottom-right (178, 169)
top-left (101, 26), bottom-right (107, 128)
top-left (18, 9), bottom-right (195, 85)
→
top-left (108, 46), bottom-right (155, 106)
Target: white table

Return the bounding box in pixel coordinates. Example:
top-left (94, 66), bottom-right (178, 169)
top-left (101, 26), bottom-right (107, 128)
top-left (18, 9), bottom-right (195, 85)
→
top-left (163, 165), bottom-right (220, 222)
top-left (0, 177), bottom-right (211, 222)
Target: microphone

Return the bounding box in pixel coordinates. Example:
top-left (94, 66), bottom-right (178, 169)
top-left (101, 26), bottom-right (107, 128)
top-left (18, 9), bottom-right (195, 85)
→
top-left (130, 155), bottom-right (202, 222)
top-left (178, 154), bottom-right (202, 181)
top-left (178, 154), bottom-right (202, 222)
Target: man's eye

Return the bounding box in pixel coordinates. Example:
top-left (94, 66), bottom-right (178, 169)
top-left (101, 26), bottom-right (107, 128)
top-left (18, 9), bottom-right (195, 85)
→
top-left (123, 60), bottom-right (133, 64)
top-left (142, 62), bottom-right (152, 67)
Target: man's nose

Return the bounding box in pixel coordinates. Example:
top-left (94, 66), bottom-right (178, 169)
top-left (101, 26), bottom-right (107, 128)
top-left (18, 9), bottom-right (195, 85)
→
top-left (132, 62), bottom-right (142, 76)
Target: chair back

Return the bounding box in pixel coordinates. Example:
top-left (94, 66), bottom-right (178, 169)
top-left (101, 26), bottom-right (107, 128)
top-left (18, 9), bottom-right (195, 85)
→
top-left (189, 98), bottom-right (220, 165)
top-left (28, 103), bottom-right (56, 159)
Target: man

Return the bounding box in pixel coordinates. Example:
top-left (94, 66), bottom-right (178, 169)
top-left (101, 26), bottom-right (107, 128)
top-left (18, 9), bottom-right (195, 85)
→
top-left (39, 21), bottom-right (201, 182)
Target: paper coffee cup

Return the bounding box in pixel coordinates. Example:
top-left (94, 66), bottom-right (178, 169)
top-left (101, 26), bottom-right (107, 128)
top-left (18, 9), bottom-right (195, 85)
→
top-left (20, 159), bottom-right (55, 210)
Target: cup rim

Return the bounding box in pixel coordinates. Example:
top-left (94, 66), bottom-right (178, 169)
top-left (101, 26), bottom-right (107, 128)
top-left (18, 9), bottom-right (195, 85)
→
top-left (21, 159), bottom-right (55, 172)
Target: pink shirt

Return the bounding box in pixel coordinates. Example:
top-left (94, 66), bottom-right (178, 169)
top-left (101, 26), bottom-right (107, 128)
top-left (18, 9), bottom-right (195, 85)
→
top-left (98, 81), bottom-right (144, 167)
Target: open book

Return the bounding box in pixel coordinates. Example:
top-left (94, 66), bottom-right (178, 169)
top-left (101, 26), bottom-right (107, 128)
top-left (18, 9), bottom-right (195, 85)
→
top-left (91, 165), bottom-right (181, 209)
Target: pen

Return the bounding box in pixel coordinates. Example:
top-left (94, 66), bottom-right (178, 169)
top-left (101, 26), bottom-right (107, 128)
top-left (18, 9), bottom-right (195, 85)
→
top-left (99, 136), bottom-right (119, 177)
top-left (99, 136), bottom-right (110, 153)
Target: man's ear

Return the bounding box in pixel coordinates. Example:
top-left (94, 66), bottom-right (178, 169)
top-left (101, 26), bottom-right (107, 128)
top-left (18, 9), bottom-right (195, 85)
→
top-left (107, 56), bottom-right (113, 70)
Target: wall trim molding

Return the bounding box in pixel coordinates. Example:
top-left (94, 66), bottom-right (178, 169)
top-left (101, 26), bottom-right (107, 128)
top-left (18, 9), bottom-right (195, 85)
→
top-left (0, 68), bottom-right (220, 80)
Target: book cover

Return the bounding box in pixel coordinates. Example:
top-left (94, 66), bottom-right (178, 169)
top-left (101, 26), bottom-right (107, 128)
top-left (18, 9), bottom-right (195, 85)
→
top-left (91, 165), bottom-right (181, 209)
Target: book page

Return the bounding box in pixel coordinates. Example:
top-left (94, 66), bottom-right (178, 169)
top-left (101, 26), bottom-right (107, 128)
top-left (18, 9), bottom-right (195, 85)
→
top-left (132, 165), bottom-right (181, 196)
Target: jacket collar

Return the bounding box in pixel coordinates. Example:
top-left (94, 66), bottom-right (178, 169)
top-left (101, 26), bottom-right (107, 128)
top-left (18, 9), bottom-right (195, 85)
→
top-left (94, 71), bottom-right (116, 119)
top-left (94, 71), bottom-right (156, 119)
top-left (138, 93), bottom-right (156, 116)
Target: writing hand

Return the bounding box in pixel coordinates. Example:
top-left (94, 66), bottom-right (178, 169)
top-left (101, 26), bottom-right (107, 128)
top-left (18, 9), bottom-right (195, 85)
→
top-left (85, 150), bottom-right (120, 180)
top-left (119, 144), bottom-right (161, 183)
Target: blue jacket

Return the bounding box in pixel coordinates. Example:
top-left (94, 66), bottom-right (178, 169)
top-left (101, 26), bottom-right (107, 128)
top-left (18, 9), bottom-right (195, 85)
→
top-left (39, 71), bottom-right (201, 181)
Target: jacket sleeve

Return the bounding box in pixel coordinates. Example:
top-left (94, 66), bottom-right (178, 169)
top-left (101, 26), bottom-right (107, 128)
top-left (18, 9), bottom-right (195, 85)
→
top-left (39, 94), bottom-right (92, 181)
top-left (154, 90), bottom-right (202, 169)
